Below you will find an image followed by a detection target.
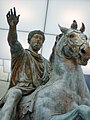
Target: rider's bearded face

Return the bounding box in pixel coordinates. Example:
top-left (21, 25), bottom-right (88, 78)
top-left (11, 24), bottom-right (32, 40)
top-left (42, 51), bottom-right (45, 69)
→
top-left (30, 34), bottom-right (44, 52)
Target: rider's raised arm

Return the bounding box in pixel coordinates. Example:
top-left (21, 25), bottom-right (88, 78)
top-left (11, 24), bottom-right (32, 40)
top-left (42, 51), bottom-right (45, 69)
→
top-left (6, 7), bottom-right (20, 45)
top-left (6, 7), bottom-right (24, 54)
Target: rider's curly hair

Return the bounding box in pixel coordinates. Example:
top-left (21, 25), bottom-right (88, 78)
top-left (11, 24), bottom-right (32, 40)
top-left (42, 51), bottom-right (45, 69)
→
top-left (28, 30), bottom-right (45, 44)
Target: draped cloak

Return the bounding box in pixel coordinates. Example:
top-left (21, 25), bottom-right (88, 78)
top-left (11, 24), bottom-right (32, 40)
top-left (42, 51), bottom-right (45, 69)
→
top-left (9, 41), bottom-right (50, 95)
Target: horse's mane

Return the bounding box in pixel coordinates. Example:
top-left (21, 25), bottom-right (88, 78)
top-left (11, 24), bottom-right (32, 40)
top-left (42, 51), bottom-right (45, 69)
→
top-left (49, 34), bottom-right (63, 68)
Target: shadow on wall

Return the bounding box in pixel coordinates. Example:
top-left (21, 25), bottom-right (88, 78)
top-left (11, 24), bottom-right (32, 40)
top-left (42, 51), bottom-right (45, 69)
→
top-left (84, 75), bottom-right (90, 92)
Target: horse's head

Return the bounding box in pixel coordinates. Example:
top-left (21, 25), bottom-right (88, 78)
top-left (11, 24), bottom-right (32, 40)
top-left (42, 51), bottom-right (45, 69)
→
top-left (56, 21), bottom-right (90, 65)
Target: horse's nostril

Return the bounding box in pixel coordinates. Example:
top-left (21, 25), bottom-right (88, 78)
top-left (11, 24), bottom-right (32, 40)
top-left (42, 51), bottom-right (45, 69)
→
top-left (81, 49), bottom-right (86, 54)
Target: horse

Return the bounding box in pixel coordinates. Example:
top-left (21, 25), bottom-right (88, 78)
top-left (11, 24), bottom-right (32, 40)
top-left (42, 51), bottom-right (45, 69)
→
top-left (3, 21), bottom-right (90, 120)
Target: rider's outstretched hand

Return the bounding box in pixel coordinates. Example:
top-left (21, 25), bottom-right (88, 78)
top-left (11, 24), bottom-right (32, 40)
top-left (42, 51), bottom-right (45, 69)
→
top-left (6, 7), bottom-right (20, 27)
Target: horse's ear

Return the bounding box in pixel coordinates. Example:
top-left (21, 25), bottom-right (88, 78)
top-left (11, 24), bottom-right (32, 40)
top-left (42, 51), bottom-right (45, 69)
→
top-left (58, 24), bottom-right (68, 33)
top-left (80, 22), bottom-right (85, 33)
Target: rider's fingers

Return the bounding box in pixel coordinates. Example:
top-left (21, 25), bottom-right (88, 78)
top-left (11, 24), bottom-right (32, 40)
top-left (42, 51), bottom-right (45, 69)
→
top-left (17, 15), bottom-right (20, 20)
top-left (13, 7), bottom-right (16, 16)
top-left (10, 9), bottom-right (13, 15)
top-left (6, 11), bottom-right (10, 18)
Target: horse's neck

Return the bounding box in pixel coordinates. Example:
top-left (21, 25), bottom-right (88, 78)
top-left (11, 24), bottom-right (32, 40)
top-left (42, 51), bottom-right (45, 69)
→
top-left (51, 55), bottom-right (85, 91)
top-left (53, 55), bottom-right (82, 74)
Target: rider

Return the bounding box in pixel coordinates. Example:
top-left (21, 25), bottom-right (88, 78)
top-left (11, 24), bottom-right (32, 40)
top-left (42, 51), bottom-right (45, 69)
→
top-left (0, 7), bottom-right (50, 120)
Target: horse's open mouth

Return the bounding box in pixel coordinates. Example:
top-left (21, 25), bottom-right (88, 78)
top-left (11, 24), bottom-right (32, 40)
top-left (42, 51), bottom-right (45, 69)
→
top-left (79, 53), bottom-right (90, 65)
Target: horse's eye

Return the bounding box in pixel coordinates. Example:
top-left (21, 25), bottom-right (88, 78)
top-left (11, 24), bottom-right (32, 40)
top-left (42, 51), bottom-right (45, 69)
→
top-left (69, 34), bottom-right (76, 38)
top-left (81, 48), bottom-right (86, 54)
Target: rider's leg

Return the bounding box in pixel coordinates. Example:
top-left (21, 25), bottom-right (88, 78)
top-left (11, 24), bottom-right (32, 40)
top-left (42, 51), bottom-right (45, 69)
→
top-left (0, 87), bottom-right (22, 120)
